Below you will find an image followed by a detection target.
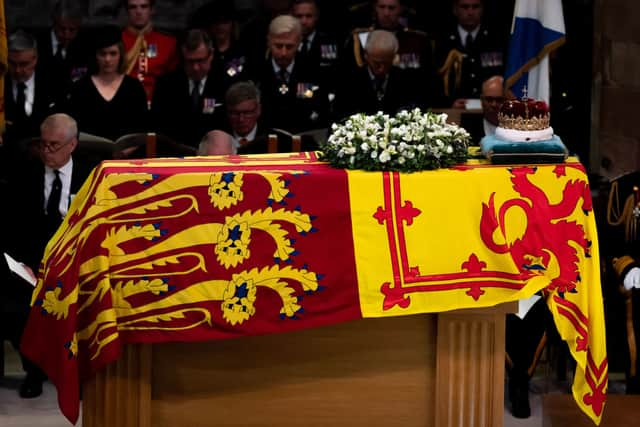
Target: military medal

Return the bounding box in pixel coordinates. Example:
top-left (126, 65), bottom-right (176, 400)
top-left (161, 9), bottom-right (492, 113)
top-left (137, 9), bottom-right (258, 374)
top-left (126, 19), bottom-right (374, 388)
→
top-left (202, 98), bottom-right (217, 114)
top-left (279, 84), bottom-right (289, 95)
top-left (147, 43), bottom-right (158, 58)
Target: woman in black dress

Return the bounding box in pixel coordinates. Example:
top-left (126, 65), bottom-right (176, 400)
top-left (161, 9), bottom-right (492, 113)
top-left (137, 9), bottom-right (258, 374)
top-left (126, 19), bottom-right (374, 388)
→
top-left (63, 26), bottom-right (148, 141)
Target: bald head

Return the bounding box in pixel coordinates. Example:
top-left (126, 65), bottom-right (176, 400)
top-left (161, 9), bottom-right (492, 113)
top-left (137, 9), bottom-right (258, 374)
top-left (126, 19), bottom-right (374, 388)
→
top-left (199, 130), bottom-right (234, 155)
top-left (481, 76), bottom-right (504, 125)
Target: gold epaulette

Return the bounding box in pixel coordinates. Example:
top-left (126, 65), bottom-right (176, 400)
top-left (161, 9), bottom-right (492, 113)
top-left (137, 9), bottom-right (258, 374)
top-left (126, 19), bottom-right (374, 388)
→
top-left (403, 27), bottom-right (428, 38)
top-left (352, 27), bottom-right (373, 68)
top-left (613, 255), bottom-right (636, 279)
top-left (437, 49), bottom-right (465, 97)
top-left (349, 2), bottom-right (369, 13)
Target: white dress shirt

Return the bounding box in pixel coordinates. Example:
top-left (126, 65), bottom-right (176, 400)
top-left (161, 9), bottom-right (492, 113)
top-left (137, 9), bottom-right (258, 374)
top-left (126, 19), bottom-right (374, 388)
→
top-left (44, 158), bottom-right (73, 217)
top-left (13, 73), bottom-right (35, 117)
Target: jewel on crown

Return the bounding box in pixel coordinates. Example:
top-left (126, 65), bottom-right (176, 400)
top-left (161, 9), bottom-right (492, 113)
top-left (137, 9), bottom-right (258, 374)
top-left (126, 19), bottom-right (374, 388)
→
top-left (497, 87), bottom-right (551, 131)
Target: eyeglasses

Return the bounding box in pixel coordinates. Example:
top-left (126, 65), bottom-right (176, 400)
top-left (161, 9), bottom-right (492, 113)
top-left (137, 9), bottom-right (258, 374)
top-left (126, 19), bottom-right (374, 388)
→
top-left (228, 108), bottom-right (258, 118)
top-left (39, 139), bottom-right (73, 153)
top-left (481, 96), bottom-right (505, 104)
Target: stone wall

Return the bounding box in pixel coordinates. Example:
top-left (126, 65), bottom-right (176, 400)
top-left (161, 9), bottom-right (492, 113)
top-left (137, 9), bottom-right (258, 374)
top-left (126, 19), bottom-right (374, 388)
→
top-left (593, 0), bottom-right (640, 178)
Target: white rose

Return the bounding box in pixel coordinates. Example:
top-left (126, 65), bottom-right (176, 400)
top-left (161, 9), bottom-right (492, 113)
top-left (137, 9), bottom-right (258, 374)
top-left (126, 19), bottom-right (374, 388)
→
top-left (379, 150), bottom-right (391, 163)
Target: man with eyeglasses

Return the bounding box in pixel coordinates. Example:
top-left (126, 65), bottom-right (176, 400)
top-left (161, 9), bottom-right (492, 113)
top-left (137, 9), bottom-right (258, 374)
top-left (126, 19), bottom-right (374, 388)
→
top-left (152, 29), bottom-right (239, 147)
top-left (0, 113), bottom-right (93, 399)
top-left (460, 75), bottom-right (505, 145)
top-left (2, 30), bottom-right (57, 149)
top-left (221, 81), bottom-right (270, 154)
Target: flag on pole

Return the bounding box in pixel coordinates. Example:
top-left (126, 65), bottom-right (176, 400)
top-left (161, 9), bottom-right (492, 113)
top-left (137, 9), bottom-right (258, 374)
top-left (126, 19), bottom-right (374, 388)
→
top-left (504, 0), bottom-right (566, 103)
top-left (0, 0), bottom-right (8, 134)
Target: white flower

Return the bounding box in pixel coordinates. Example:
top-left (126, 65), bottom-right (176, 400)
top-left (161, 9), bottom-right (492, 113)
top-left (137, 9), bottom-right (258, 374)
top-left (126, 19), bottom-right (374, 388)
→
top-left (379, 150), bottom-right (391, 163)
top-left (371, 151), bottom-right (378, 159)
top-left (360, 142), bottom-right (370, 152)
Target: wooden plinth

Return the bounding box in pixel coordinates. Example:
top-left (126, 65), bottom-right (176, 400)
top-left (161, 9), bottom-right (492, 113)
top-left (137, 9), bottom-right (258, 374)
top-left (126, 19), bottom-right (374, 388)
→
top-left (543, 394), bottom-right (640, 426)
top-left (83, 303), bottom-right (514, 427)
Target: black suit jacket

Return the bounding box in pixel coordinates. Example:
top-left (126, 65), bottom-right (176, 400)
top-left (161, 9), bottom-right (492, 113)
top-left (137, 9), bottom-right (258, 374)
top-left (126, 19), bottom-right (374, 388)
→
top-left (333, 66), bottom-right (425, 121)
top-left (151, 68), bottom-right (232, 147)
top-left (252, 59), bottom-right (328, 134)
top-left (1, 155), bottom-right (94, 308)
top-left (435, 24), bottom-right (506, 102)
top-left (3, 72), bottom-right (57, 146)
top-left (36, 30), bottom-right (89, 98)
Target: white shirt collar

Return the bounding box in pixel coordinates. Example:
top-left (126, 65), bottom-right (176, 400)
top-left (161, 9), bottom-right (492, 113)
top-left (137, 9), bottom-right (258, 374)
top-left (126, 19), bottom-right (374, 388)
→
top-left (232, 125), bottom-right (258, 149)
top-left (457, 25), bottom-right (480, 46)
top-left (271, 59), bottom-right (295, 76)
top-left (299, 30), bottom-right (316, 51)
top-left (13, 73), bottom-right (36, 116)
top-left (483, 118), bottom-right (497, 136)
top-left (51, 29), bottom-right (66, 59)
top-left (189, 77), bottom-right (207, 94)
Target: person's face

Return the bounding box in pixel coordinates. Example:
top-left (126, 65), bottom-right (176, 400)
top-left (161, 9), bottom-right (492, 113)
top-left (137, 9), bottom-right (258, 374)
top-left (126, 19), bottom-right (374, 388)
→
top-left (127, 0), bottom-right (153, 29)
top-left (8, 49), bottom-right (38, 82)
top-left (365, 46), bottom-right (395, 78)
top-left (53, 17), bottom-right (80, 47)
top-left (269, 31), bottom-right (300, 69)
top-left (375, 0), bottom-right (402, 30)
top-left (481, 82), bottom-right (505, 125)
top-left (292, 3), bottom-right (319, 37)
top-left (228, 99), bottom-right (261, 137)
top-left (96, 44), bottom-right (120, 74)
top-left (453, 0), bottom-right (483, 31)
top-left (39, 125), bottom-right (77, 169)
top-left (211, 19), bottom-right (233, 41)
top-left (182, 43), bottom-right (213, 81)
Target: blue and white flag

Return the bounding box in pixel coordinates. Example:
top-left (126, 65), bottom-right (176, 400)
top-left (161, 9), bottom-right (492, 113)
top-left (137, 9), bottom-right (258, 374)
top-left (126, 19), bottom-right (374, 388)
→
top-left (505, 0), bottom-right (565, 103)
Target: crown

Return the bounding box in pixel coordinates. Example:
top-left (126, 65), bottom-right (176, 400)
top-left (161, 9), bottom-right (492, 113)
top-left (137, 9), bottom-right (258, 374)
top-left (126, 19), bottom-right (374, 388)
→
top-left (497, 94), bottom-right (550, 131)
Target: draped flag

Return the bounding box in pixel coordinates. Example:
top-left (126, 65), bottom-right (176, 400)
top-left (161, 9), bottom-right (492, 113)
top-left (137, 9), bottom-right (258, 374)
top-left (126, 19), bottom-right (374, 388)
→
top-left (21, 152), bottom-right (606, 425)
top-left (0, 0), bottom-right (8, 133)
top-left (505, 0), bottom-right (566, 103)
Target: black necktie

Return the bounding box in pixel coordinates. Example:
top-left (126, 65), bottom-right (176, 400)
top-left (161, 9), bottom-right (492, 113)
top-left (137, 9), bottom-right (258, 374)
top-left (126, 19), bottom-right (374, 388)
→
top-left (55, 43), bottom-right (64, 61)
top-left (47, 170), bottom-right (62, 219)
top-left (465, 33), bottom-right (474, 52)
top-left (278, 68), bottom-right (289, 84)
top-left (191, 80), bottom-right (201, 111)
top-left (301, 37), bottom-right (309, 55)
top-left (374, 77), bottom-right (385, 100)
top-left (16, 82), bottom-right (27, 119)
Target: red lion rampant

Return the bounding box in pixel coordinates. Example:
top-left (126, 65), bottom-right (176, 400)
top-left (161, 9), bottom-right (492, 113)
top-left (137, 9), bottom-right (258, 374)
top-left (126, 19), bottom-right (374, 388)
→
top-left (480, 166), bottom-right (592, 293)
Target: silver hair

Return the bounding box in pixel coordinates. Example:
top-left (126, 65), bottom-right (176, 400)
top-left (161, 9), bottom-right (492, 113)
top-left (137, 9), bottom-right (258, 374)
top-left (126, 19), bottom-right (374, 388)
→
top-left (40, 113), bottom-right (78, 141)
top-left (8, 30), bottom-right (38, 52)
top-left (198, 130), bottom-right (234, 155)
top-left (268, 14), bottom-right (302, 37)
top-left (365, 30), bottom-right (398, 55)
top-left (225, 81), bottom-right (261, 107)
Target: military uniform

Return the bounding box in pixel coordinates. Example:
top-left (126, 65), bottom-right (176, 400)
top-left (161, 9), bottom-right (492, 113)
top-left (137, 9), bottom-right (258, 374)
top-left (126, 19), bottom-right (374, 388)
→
top-left (122, 28), bottom-right (179, 103)
top-left (251, 59), bottom-right (328, 135)
top-left (604, 171), bottom-right (640, 394)
top-left (435, 24), bottom-right (506, 103)
top-left (345, 25), bottom-right (434, 73)
top-left (297, 30), bottom-right (341, 93)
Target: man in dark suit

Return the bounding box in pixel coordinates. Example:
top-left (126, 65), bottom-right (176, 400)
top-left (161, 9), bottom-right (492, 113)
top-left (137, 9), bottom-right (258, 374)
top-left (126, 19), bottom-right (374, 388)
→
top-left (435, 0), bottom-right (507, 107)
top-left (3, 30), bottom-right (57, 148)
top-left (221, 81), bottom-right (271, 154)
top-left (151, 29), bottom-right (234, 147)
top-left (36, 1), bottom-right (89, 99)
top-left (291, 0), bottom-right (340, 93)
top-left (1, 113), bottom-right (94, 398)
top-left (333, 29), bottom-right (424, 121)
top-left (250, 14), bottom-right (328, 136)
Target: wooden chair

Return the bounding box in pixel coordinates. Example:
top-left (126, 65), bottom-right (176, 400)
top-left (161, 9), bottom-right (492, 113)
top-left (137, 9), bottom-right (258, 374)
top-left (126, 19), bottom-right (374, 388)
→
top-left (114, 133), bottom-right (197, 159)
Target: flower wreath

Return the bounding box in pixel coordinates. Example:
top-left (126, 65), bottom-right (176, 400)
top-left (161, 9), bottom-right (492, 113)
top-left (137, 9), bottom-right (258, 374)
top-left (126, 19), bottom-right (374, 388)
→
top-left (321, 109), bottom-right (470, 172)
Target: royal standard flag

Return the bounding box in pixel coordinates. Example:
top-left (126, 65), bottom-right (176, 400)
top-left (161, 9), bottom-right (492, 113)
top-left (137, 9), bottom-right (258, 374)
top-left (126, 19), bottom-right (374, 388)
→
top-left (505, 0), bottom-right (566, 103)
top-left (21, 153), bottom-right (606, 424)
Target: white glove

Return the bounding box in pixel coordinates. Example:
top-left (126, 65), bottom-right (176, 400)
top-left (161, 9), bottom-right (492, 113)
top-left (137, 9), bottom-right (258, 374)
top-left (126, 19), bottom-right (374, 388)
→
top-left (623, 267), bottom-right (640, 290)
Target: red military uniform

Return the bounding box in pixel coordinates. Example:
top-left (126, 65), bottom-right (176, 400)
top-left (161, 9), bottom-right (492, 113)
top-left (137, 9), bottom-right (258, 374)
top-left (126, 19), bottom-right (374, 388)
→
top-left (122, 28), bottom-right (179, 103)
